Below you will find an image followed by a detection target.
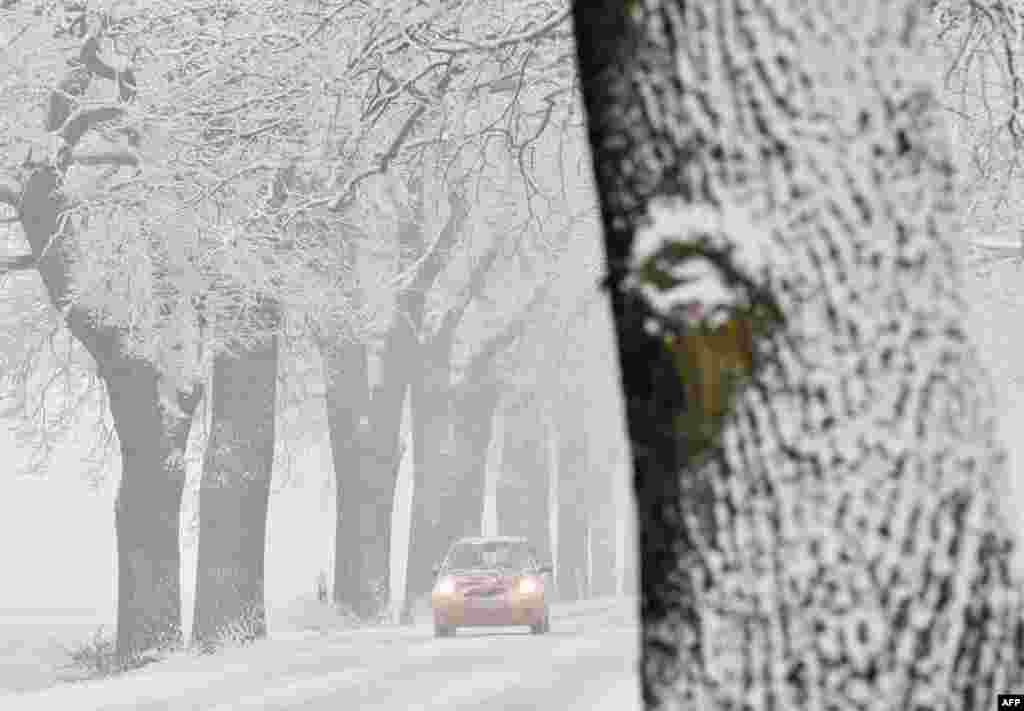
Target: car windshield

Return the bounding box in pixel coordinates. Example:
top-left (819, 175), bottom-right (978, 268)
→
top-left (445, 541), bottom-right (533, 571)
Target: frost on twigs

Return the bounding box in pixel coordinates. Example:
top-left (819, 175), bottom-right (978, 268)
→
top-left (625, 197), bottom-right (782, 455)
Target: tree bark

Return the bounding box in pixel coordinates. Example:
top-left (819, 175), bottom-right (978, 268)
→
top-left (572, 1), bottom-right (1024, 708)
top-left (191, 301), bottom-right (278, 651)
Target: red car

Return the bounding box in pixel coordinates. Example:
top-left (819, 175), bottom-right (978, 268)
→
top-left (430, 536), bottom-right (552, 637)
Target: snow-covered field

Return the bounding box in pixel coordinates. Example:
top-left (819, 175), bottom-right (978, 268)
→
top-left (0, 596), bottom-right (640, 710)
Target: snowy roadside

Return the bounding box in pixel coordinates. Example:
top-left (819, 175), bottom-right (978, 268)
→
top-left (0, 613), bottom-right (115, 695)
top-left (0, 595), bottom-right (637, 704)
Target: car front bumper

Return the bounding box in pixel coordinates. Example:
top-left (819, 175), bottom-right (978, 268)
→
top-left (431, 592), bottom-right (547, 627)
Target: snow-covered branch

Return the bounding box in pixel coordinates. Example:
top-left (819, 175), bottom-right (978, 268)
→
top-left (419, 6), bottom-right (570, 54)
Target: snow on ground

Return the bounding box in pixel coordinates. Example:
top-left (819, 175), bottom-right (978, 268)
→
top-left (1, 596), bottom-right (641, 710)
top-left (0, 611), bottom-right (114, 695)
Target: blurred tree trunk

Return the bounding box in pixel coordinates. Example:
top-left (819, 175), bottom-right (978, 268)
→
top-left (466, 390), bottom-right (503, 523)
top-left (7, 41), bottom-right (202, 665)
top-left (404, 330), bottom-right (505, 610)
top-left (497, 393), bottom-right (552, 564)
top-left (572, 0), bottom-right (1024, 708)
top-left (543, 399), bottom-right (560, 587)
top-left (556, 426), bottom-right (589, 602)
top-left (452, 381), bottom-right (500, 541)
top-left (404, 292), bottom-right (536, 611)
top-left (326, 186), bottom-right (467, 621)
top-left (405, 333), bottom-right (457, 611)
top-left (587, 500), bottom-right (618, 598)
top-left (192, 299), bottom-right (278, 651)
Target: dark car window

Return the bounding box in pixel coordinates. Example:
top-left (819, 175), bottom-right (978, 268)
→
top-left (445, 541), bottom-right (534, 571)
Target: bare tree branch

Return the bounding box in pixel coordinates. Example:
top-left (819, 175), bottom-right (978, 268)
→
top-left (70, 149), bottom-right (140, 169)
top-left (461, 279), bottom-right (553, 386)
top-left (432, 241), bottom-right (502, 345)
top-left (60, 106), bottom-right (126, 148)
top-left (403, 188), bottom-right (470, 297)
top-left (423, 7), bottom-right (570, 54)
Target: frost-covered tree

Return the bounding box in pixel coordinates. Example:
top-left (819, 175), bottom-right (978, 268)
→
top-left (0, 0), bottom-right (364, 658)
top-left (192, 297), bottom-right (279, 651)
top-left (403, 269), bottom-right (554, 613)
top-left (0, 5), bottom-right (203, 664)
top-left (573, 1), bottom-right (1024, 709)
top-left (297, 0), bottom-right (586, 620)
top-left (323, 174), bottom-right (475, 621)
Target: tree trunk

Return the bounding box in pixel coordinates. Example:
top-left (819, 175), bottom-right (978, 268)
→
top-left (321, 324), bottom-right (414, 622)
top-left (344, 319), bottom-right (415, 619)
top-left (405, 358), bottom-right (505, 617)
top-left (587, 500), bottom-right (618, 598)
top-left (497, 393), bottom-right (552, 563)
top-left (450, 379), bottom-right (501, 541)
top-left (404, 337), bottom-right (456, 609)
top-left (572, 1), bottom-right (1024, 708)
top-left (326, 192), bottom-right (461, 621)
top-left (106, 356), bottom-right (196, 664)
top-left (5, 37), bottom-right (206, 666)
top-left (581, 424), bottom-right (618, 599)
top-left (556, 425), bottom-right (589, 603)
top-left (19, 165), bottom-right (201, 665)
top-left (480, 397), bottom-right (502, 536)
top-left (319, 311), bottom-right (413, 622)
top-left (544, 400), bottom-right (560, 584)
top-left (319, 336), bottom-right (371, 614)
top-left (191, 302), bottom-right (278, 651)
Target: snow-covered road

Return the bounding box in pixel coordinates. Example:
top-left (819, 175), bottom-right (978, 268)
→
top-left (2, 597), bottom-right (641, 711)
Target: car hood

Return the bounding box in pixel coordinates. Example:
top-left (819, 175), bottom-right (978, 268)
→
top-left (446, 571), bottom-right (523, 595)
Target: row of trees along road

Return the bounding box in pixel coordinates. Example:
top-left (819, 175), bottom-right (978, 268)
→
top-left (0, 0), bottom-right (621, 665)
top-left (4, 0), bottom-right (1024, 708)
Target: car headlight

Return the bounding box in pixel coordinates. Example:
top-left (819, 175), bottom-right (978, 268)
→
top-left (518, 577), bottom-right (540, 595)
top-left (435, 577), bottom-right (456, 595)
